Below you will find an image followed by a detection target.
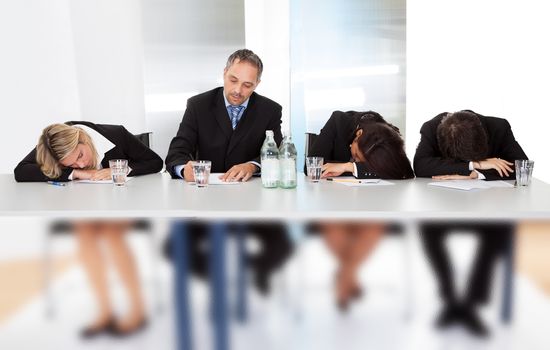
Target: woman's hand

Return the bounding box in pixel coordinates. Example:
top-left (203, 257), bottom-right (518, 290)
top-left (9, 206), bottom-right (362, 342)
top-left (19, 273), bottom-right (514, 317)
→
top-left (71, 169), bottom-right (94, 180)
top-left (90, 169), bottom-right (112, 181)
top-left (321, 162), bottom-right (354, 178)
top-left (72, 169), bottom-right (111, 181)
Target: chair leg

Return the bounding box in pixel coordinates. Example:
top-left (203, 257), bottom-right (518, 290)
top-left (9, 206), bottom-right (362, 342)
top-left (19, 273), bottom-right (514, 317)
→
top-left (402, 221), bottom-right (415, 321)
top-left (209, 222), bottom-right (229, 350)
top-left (43, 231), bottom-right (54, 319)
top-left (172, 221), bottom-right (193, 350)
top-left (148, 227), bottom-right (164, 315)
top-left (235, 226), bottom-right (248, 323)
top-left (501, 230), bottom-right (515, 323)
top-left (291, 223), bottom-right (305, 322)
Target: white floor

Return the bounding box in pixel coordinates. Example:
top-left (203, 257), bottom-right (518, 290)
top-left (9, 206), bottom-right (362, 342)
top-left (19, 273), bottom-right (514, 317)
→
top-left (1, 220), bottom-right (549, 350)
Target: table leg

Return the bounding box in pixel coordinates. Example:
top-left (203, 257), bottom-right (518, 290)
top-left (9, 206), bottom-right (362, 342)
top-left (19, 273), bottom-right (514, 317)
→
top-left (172, 221), bottom-right (193, 350)
top-left (501, 229), bottom-right (515, 323)
top-left (210, 222), bottom-right (229, 350)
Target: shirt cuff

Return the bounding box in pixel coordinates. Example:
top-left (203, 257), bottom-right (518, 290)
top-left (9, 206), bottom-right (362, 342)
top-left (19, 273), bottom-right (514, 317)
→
top-left (68, 170), bottom-right (74, 181)
top-left (475, 170), bottom-right (486, 180)
top-left (248, 161), bottom-right (261, 172)
top-left (174, 164), bottom-right (185, 179)
top-left (352, 162), bottom-right (358, 177)
top-left (469, 161), bottom-right (485, 180)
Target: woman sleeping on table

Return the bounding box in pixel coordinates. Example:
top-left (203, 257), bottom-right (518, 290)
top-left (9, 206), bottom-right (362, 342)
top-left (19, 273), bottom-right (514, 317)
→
top-left (308, 110), bottom-right (414, 311)
top-left (14, 122), bottom-right (162, 338)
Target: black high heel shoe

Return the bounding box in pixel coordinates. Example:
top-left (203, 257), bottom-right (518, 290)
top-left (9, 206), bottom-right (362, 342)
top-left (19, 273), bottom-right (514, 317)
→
top-left (110, 318), bottom-right (149, 338)
top-left (80, 318), bottom-right (116, 339)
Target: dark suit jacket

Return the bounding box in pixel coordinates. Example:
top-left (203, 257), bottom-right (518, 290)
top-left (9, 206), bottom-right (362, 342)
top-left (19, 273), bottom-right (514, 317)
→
top-left (14, 121), bottom-right (163, 182)
top-left (307, 110), bottom-right (381, 179)
top-left (165, 87), bottom-right (283, 178)
top-left (413, 111), bottom-right (527, 180)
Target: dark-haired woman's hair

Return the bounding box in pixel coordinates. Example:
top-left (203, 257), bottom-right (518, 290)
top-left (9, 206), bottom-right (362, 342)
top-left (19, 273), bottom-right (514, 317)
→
top-left (354, 112), bottom-right (414, 179)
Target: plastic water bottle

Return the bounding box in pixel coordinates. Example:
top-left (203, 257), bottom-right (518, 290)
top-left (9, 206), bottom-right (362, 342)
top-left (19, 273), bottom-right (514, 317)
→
top-left (261, 130), bottom-right (279, 188)
top-left (278, 134), bottom-right (297, 189)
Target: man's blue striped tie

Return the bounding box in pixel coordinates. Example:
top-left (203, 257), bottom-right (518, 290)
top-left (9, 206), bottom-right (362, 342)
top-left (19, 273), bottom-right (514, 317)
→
top-left (228, 105), bottom-right (244, 129)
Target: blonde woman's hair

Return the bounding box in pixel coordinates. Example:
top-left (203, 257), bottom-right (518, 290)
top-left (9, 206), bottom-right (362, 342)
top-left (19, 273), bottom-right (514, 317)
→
top-left (36, 123), bottom-right (98, 178)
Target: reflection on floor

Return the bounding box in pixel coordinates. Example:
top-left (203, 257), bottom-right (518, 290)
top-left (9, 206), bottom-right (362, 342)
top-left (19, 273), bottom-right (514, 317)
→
top-left (0, 221), bottom-right (549, 350)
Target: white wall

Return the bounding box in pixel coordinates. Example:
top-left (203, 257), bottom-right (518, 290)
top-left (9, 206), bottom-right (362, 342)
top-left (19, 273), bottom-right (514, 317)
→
top-left (0, 0), bottom-right (146, 174)
top-left (69, 0), bottom-right (146, 131)
top-left (407, 0), bottom-right (550, 183)
top-left (0, 0), bottom-right (81, 174)
top-left (244, 0), bottom-right (291, 134)
top-left (141, 0), bottom-right (245, 162)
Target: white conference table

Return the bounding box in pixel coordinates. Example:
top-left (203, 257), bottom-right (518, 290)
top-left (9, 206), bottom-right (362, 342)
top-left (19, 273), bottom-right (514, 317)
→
top-left (1, 173), bottom-right (550, 350)
top-left (2, 172), bottom-right (550, 220)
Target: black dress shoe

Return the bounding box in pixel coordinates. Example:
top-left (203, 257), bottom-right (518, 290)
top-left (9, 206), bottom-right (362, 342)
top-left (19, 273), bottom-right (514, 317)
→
top-left (252, 263), bottom-right (272, 296)
top-left (253, 269), bottom-right (271, 296)
top-left (80, 319), bottom-right (116, 339)
top-left (435, 304), bottom-right (460, 329)
top-left (110, 318), bottom-right (149, 338)
top-left (460, 306), bottom-right (490, 338)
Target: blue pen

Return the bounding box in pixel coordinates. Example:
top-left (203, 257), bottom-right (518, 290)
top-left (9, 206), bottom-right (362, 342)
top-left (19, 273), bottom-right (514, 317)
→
top-left (47, 181), bottom-right (66, 187)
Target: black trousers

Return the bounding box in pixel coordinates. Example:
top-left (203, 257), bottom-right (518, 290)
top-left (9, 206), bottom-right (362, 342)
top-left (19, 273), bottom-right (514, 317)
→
top-left (165, 221), bottom-right (294, 279)
top-left (420, 222), bottom-right (514, 305)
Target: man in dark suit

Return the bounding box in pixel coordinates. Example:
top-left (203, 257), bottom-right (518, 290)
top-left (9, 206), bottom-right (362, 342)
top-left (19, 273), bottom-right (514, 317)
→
top-left (165, 49), bottom-right (292, 294)
top-left (414, 110), bottom-right (528, 337)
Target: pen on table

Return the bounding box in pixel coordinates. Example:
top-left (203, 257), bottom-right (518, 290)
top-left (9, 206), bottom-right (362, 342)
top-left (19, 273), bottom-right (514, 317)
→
top-left (327, 178), bottom-right (362, 183)
top-left (47, 181), bottom-right (67, 187)
top-left (327, 178), bottom-right (379, 184)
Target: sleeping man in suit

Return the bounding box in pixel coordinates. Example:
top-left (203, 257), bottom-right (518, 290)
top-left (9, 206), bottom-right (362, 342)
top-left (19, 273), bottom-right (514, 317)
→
top-left (165, 49), bottom-right (293, 294)
top-left (414, 110), bottom-right (528, 337)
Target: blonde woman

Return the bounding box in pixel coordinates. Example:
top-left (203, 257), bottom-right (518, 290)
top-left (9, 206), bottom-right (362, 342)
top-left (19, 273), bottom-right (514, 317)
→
top-left (15, 121), bottom-right (163, 337)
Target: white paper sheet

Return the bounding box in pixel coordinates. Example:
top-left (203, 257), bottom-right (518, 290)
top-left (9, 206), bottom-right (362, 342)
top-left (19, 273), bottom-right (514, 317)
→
top-left (74, 177), bottom-right (135, 184)
top-left (189, 173), bottom-right (242, 185)
top-left (428, 180), bottom-right (514, 191)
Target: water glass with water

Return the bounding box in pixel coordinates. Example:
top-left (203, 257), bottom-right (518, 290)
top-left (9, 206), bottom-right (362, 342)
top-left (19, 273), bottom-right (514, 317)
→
top-left (306, 156), bottom-right (323, 182)
top-left (515, 160), bottom-right (534, 186)
top-left (192, 160), bottom-right (211, 188)
top-left (109, 159), bottom-right (128, 186)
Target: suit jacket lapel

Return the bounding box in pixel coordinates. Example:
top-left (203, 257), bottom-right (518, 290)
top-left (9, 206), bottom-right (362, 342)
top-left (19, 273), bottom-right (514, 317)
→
top-left (213, 90), bottom-right (233, 140)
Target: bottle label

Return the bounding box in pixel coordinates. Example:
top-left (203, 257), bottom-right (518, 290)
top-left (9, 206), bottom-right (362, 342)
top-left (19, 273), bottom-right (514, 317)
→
top-left (280, 159), bottom-right (297, 183)
top-left (261, 158), bottom-right (279, 187)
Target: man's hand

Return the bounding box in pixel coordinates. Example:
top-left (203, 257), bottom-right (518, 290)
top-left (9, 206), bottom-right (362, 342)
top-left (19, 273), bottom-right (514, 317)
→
top-left (183, 161), bottom-right (195, 182)
top-left (220, 163), bottom-right (257, 182)
top-left (321, 162), bottom-right (354, 178)
top-left (432, 171), bottom-right (478, 180)
top-left (473, 158), bottom-right (514, 177)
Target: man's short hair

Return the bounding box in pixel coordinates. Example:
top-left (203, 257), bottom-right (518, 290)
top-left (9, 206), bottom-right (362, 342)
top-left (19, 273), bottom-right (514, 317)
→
top-left (225, 49), bottom-right (263, 81)
top-left (436, 110), bottom-right (489, 161)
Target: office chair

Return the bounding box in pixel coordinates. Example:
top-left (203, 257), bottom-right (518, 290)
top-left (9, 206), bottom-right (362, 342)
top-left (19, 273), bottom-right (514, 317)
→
top-left (42, 132), bottom-right (163, 318)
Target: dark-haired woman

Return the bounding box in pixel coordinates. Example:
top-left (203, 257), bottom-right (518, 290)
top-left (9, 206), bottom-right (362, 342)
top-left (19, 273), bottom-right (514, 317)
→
top-left (15, 122), bottom-right (163, 337)
top-left (308, 110), bottom-right (414, 311)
